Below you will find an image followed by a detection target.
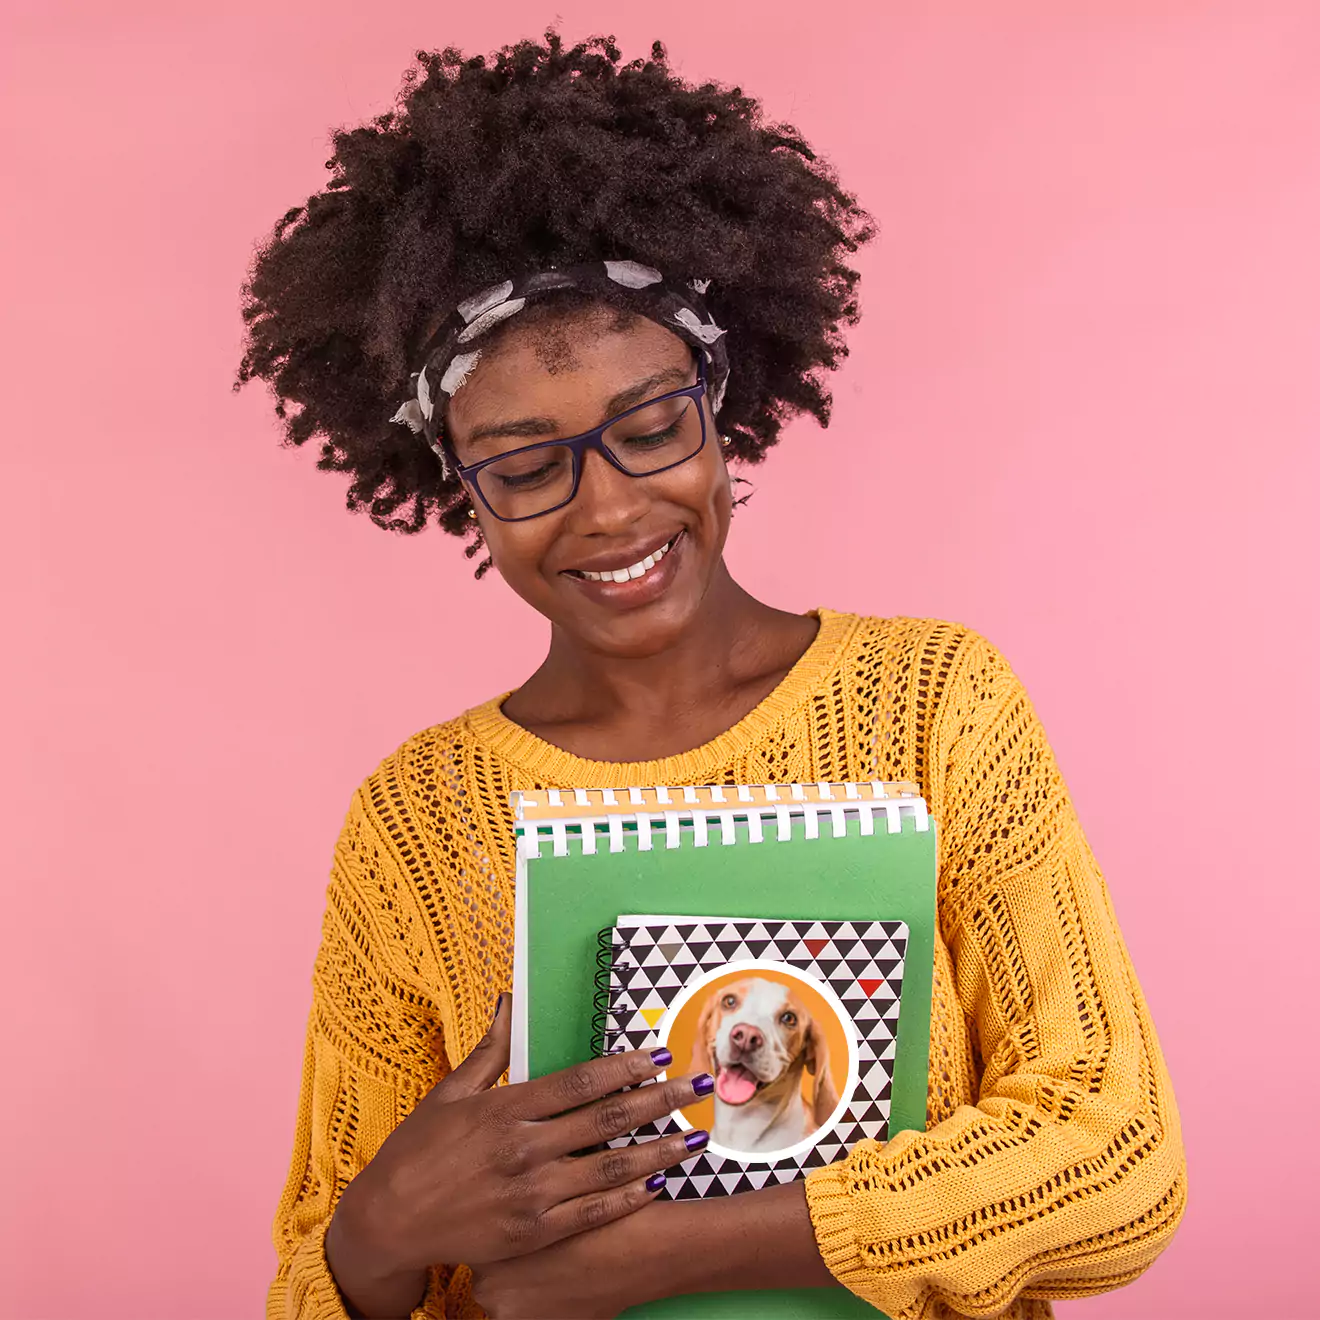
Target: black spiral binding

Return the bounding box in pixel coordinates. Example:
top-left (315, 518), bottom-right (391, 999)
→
top-left (590, 926), bottom-right (632, 1057)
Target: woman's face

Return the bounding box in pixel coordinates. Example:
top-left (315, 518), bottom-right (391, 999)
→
top-left (445, 310), bottom-right (733, 659)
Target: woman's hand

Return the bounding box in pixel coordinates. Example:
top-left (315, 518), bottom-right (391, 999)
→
top-left (470, 1179), bottom-right (841, 1320)
top-left (325, 995), bottom-right (710, 1317)
top-left (471, 1202), bottom-right (668, 1320)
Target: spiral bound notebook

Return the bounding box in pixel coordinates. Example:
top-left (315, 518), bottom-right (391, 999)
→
top-left (509, 781), bottom-right (939, 1319)
top-left (597, 914), bottom-right (910, 1196)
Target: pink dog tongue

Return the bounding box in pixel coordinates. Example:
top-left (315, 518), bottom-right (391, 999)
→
top-left (715, 1065), bottom-right (758, 1105)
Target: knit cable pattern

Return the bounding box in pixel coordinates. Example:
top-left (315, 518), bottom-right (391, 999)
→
top-left (267, 611), bottom-right (1185, 1320)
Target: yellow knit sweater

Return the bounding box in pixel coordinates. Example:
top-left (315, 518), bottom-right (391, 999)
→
top-left (268, 611), bottom-right (1186, 1320)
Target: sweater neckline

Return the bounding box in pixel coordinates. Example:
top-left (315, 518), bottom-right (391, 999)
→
top-left (464, 606), bottom-right (857, 785)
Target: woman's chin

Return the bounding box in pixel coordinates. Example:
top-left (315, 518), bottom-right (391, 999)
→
top-left (572, 593), bottom-right (706, 660)
top-left (549, 542), bottom-right (720, 656)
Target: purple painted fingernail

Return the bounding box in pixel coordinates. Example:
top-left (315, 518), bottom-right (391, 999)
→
top-left (649, 1048), bottom-right (673, 1068)
top-left (645, 1173), bottom-right (667, 1194)
top-left (684, 1129), bottom-right (709, 1152)
top-left (691, 1073), bottom-right (715, 1097)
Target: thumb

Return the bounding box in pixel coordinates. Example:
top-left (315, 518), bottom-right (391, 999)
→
top-left (429, 993), bottom-right (511, 1105)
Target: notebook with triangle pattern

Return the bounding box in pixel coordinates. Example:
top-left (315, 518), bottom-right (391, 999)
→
top-left (599, 914), bottom-right (909, 1198)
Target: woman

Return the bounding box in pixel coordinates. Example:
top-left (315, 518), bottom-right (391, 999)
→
top-left (237, 33), bottom-right (1186, 1320)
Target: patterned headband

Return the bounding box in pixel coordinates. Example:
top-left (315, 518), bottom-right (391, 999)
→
top-left (389, 261), bottom-right (730, 480)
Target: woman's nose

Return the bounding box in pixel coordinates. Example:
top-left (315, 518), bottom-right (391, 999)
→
top-left (568, 447), bottom-right (649, 532)
top-left (730, 1023), bottom-right (763, 1053)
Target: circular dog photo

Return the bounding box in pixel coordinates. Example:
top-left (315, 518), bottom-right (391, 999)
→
top-left (659, 961), bottom-right (856, 1162)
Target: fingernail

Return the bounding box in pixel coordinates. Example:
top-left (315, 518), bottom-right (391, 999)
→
top-left (645, 1173), bottom-right (667, 1194)
top-left (691, 1073), bottom-right (715, 1097)
top-left (491, 995), bottom-right (504, 1029)
top-left (684, 1129), bottom-right (709, 1152)
top-left (649, 1048), bottom-right (673, 1068)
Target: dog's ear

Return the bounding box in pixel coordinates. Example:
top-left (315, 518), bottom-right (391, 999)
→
top-left (804, 1017), bottom-right (840, 1127)
top-left (689, 996), bottom-right (716, 1076)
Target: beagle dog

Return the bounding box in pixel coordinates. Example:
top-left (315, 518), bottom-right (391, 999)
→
top-left (688, 977), bottom-right (839, 1154)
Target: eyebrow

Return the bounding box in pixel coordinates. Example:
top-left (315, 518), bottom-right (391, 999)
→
top-left (464, 366), bottom-right (694, 447)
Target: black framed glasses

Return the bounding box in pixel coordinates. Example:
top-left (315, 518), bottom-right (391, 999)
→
top-left (450, 355), bottom-right (709, 522)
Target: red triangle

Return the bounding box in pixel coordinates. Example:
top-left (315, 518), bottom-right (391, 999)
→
top-left (805, 938), bottom-right (829, 957)
top-left (859, 978), bottom-right (885, 997)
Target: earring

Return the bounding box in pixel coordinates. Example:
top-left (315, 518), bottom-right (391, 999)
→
top-left (719, 434), bottom-right (731, 448)
top-left (467, 508), bottom-right (477, 520)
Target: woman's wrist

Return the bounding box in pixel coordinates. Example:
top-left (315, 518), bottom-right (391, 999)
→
top-left (636, 1181), bottom-right (838, 1303)
top-left (325, 1183), bottom-right (429, 1319)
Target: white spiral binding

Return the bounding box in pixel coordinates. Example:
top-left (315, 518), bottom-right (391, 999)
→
top-left (692, 811), bottom-right (710, 848)
top-left (776, 804), bottom-right (793, 841)
top-left (516, 789), bottom-right (930, 859)
top-left (577, 819), bottom-right (597, 855)
top-left (665, 810), bottom-right (682, 849)
top-left (718, 810), bottom-right (737, 845)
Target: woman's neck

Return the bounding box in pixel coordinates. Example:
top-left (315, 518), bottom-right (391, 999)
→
top-left (500, 569), bottom-right (818, 763)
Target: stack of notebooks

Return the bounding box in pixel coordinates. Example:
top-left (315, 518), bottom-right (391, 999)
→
top-left (509, 781), bottom-right (939, 1319)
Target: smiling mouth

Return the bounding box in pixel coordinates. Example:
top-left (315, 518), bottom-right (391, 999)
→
top-left (563, 533), bottom-right (680, 583)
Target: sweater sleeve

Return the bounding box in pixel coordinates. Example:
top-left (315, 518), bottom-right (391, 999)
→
top-left (267, 782), bottom-right (476, 1320)
top-left (803, 631), bottom-right (1187, 1318)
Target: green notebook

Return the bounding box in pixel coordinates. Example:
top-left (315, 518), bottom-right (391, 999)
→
top-left (510, 782), bottom-right (938, 1319)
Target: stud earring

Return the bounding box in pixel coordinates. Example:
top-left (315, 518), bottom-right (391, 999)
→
top-left (719, 434), bottom-right (731, 448)
top-left (467, 508), bottom-right (477, 520)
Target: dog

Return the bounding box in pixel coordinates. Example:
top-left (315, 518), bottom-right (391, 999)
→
top-left (688, 977), bottom-right (840, 1154)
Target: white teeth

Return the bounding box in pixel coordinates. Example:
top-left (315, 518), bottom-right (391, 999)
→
top-left (578, 538), bottom-right (673, 582)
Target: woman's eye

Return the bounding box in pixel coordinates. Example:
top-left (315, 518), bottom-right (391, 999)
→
top-left (621, 422), bottom-right (682, 449)
top-left (495, 460), bottom-right (561, 489)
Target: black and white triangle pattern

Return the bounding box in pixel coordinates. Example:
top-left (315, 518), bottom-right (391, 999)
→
top-left (602, 918), bottom-right (908, 1200)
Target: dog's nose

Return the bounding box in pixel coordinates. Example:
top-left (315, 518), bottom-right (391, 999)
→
top-left (730, 1023), bottom-right (763, 1053)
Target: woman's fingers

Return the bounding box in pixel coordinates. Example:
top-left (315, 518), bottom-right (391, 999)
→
top-left (422, 993), bottom-right (511, 1106)
top-left (531, 1171), bottom-right (672, 1252)
top-left (552, 1128), bottom-right (708, 1204)
top-left (537, 1072), bottom-right (712, 1158)
top-left (511, 1046), bottom-right (676, 1121)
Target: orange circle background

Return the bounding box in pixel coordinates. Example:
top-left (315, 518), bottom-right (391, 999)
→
top-left (661, 967), bottom-right (850, 1137)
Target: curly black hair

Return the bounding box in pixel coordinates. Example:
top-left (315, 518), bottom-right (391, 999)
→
top-left (234, 30), bottom-right (876, 560)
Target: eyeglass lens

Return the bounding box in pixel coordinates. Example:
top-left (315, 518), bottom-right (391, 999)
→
top-left (473, 393), bottom-right (703, 520)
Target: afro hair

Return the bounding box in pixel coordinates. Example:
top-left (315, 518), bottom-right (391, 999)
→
top-left (234, 30), bottom-right (876, 560)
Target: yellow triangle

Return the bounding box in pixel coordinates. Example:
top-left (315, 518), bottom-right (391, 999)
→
top-left (640, 1007), bottom-right (666, 1029)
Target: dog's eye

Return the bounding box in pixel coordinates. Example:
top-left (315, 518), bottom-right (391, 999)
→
top-left (720, 994), bottom-right (738, 1009)
top-left (780, 1011), bottom-right (798, 1027)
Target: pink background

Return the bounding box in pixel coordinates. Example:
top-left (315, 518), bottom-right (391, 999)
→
top-left (3, 3), bottom-right (1316, 1316)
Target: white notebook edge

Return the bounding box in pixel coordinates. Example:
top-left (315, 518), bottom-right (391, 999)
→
top-left (509, 837), bottom-right (531, 1085)
top-left (513, 798), bottom-right (930, 860)
top-left (610, 913), bottom-right (913, 929)
top-left (511, 780), bottom-right (924, 823)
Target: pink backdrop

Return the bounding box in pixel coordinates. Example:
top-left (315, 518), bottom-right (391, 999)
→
top-left (4, 3), bottom-right (1316, 1316)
